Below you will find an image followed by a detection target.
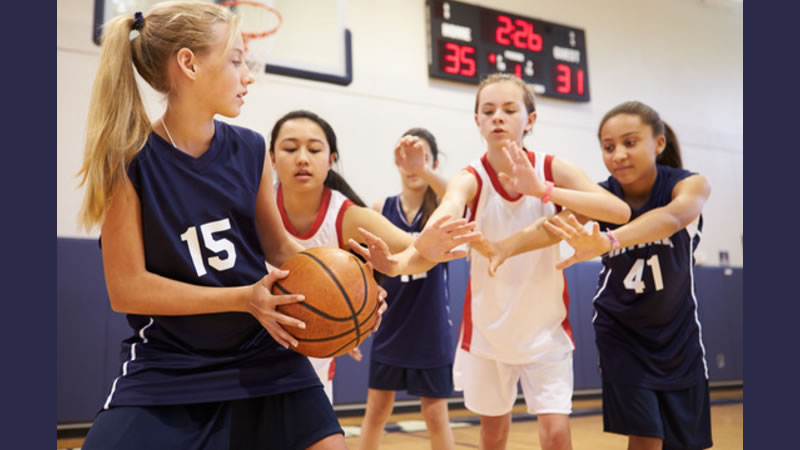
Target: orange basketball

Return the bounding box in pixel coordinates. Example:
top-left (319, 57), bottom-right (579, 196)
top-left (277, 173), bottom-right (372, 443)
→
top-left (272, 246), bottom-right (380, 358)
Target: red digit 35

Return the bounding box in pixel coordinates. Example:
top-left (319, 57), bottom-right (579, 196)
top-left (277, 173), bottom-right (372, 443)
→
top-left (443, 42), bottom-right (476, 77)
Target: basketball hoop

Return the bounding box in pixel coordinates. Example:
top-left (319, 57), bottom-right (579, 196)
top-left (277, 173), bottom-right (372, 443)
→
top-left (219, 0), bottom-right (282, 73)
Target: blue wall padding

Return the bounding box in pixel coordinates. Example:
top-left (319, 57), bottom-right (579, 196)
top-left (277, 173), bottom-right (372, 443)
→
top-left (57, 238), bottom-right (130, 423)
top-left (57, 238), bottom-right (743, 423)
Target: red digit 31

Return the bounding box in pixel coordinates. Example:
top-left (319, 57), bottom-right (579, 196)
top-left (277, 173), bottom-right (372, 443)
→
top-left (555, 64), bottom-right (584, 95)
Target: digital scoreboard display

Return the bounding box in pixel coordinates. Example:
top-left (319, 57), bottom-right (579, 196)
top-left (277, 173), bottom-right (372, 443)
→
top-left (427, 0), bottom-right (590, 102)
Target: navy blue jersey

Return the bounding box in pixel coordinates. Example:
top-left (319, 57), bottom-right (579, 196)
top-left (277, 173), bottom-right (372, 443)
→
top-left (103, 120), bottom-right (318, 409)
top-left (370, 195), bottom-right (454, 368)
top-left (594, 165), bottom-right (708, 390)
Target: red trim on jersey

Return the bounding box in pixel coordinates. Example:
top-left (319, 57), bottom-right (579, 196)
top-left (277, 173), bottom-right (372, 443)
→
top-left (560, 272), bottom-right (574, 347)
top-left (479, 149), bottom-right (537, 202)
top-left (335, 199), bottom-right (356, 249)
top-left (464, 166), bottom-right (483, 221)
top-left (480, 154), bottom-right (523, 202)
top-left (544, 154), bottom-right (563, 213)
top-left (544, 154), bottom-right (554, 182)
top-left (328, 358), bottom-right (336, 381)
top-left (277, 185), bottom-right (332, 239)
top-left (460, 278), bottom-right (474, 351)
top-left (527, 149), bottom-right (536, 168)
top-left (460, 165), bottom-right (479, 352)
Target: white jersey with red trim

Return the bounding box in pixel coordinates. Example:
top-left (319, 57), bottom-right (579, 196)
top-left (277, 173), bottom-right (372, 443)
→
top-left (460, 151), bottom-right (574, 364)
top-left (269, 183), bottom-right (356, 403)
top-left (273, 184), bottom-right (355, 251)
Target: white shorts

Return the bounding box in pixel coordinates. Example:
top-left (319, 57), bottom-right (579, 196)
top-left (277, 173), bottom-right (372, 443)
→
top-left (452, 347), bottom-right (573, 416)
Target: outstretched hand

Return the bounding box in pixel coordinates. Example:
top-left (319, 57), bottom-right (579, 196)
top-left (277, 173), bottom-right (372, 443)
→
top-left (348, 229), bottom-right (399, 277)
top-left (348, 217), bottom-right (480, 276)
top-left (394, 136), bottom-right (427, 176)
top-left (414, 215), bottom-right (482, 263)
top-left (248, 269), bottom-right (307, 349)
top-left (497, 140), bottom-right (546, 198)
top-left (543, 214), bottom-right (612, 270)
top-left (470, 235), bottom-right (512, 277)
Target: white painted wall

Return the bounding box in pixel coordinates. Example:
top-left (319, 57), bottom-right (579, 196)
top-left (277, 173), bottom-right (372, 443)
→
top-left (57, 0), bottom-right (743, 266)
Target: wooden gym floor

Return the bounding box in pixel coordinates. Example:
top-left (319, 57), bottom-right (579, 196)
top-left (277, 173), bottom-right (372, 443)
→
top-left (57, 388), bottom-right (742, 449)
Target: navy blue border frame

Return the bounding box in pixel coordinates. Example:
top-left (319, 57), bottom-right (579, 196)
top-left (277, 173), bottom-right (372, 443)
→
top-left (15, 0), bottom-right (52, 446)
top-left (92, 1), bottom-right (353, 87)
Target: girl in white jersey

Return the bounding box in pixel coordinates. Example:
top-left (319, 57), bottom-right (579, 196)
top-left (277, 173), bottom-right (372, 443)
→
top-left (268, 110), bottom-right (480, 404)
top-left (353, 73), bottom-right (630, 450)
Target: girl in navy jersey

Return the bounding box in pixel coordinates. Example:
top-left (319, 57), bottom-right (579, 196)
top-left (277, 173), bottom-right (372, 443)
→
top-left (73, 3), bottom-right (398, 449)
top-left (484, 101), bottom-right (713, 449)
top-left (357, 128), bottom-right (456, 450)
top-left (267, 111), bottom-right (481, 407)
top-left (353, 73), bottom-right (631, 450)
top-left (540, 101), bottom-right (713, 450)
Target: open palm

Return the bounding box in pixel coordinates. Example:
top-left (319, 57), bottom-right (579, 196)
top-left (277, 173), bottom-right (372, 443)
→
top-left (394, 136), bottom-right (426, 175)
top-left (497, 140), bottom-right (546, 197)
top-left (543, 215), bottom-right (610, 270)
top-left (414, 215), bottom-right (481, 263)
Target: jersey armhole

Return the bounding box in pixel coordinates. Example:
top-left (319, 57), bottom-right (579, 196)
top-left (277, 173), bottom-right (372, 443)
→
top-left (544, 154), bottom-right (563, 213)
top-left (375, 198), bottom-right (386, 214)
top-left (464, 166), bottom-right (482, 222)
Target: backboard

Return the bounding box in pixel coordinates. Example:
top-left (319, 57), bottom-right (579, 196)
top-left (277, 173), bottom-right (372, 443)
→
top-left (93, 0), bottom-right (352, 85)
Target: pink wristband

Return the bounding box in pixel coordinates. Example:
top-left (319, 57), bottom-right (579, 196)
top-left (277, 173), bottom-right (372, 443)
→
top-left (541, 181), bottom-right (554, 203)
top-left (606, 228), bottom-right (620, 252)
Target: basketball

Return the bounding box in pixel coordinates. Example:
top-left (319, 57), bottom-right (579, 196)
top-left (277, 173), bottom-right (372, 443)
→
top-left (272, 246), bottom-right (380, 358)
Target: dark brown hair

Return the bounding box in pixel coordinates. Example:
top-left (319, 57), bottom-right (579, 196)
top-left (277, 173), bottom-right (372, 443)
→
top-left (269, 110), bottom-right (366, 207)
top-left (598, 101), bottom-right (682, 169)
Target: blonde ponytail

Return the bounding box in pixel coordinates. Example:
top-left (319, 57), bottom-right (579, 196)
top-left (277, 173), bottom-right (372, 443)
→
top-left (76, 1), bottom-right (240, 231)
top-left (77, 14), bottom-right (151, 231)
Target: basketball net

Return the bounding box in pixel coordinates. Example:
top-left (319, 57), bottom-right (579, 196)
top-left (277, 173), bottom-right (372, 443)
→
top-left (219, 0), bottom-right (282, 75)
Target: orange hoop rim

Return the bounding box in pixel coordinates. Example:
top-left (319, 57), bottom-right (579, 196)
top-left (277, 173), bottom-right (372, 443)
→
top-left (219, 0), bottom-right (283, 40)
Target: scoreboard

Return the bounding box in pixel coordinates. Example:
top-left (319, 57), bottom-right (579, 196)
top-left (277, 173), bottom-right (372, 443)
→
top-left (427, 0), bottom-right (590, 102)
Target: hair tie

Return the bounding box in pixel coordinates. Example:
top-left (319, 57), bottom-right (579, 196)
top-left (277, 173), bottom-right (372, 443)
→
top-left (132, 11), bottom-right (144, 31)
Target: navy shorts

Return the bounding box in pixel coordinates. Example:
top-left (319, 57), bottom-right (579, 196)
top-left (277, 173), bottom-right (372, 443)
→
top-left (368, 359), bottom-right (453, 398)
top-left (82, 386), bottom-right (342, 450)
top-left (602, 379), bottom-right (713, 450)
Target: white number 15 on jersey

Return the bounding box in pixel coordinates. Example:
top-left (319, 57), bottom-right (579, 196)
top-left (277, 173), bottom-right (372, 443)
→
top-left (180, 218), bottom-right (237, 277)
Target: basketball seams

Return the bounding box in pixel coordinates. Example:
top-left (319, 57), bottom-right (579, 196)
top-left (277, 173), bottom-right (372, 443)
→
top-left (272, 247), bottom-right (380, 358)
top-left (273, 259), bottom-right (379, 336)
top-left (272, 282), bottom-right (354, 322)
top-left (349, 255), bottom-right (369, 315)
top-left (350, 255), bottom-right (380, 346)
top-left (299, 251), bottom-right (362, 345)
top-left (297, 294), bottom-right (377, 339)
top-left (317, 336), bottom-right (360, 358)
